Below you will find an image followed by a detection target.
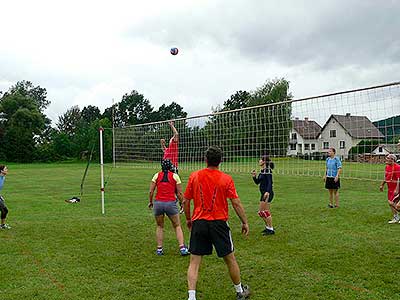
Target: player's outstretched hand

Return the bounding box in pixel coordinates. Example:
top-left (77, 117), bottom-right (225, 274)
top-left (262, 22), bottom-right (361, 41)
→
top-left (241, 223), bottom-right (249, 236)
top-left (251, 170), bottom-right (256, 177)
top-left (148, 202), bottom-right (153, 209)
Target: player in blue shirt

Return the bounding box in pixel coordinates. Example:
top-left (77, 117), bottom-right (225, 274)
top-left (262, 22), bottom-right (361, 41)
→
top-left (323, 148), bottom-right (342, 208)
top-left (252, 155), bottom-right (275, 235)
top-left (0, 165), bottom-right (10, 229)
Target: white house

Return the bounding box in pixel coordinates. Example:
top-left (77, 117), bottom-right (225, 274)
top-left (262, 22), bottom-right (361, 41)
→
top-left (319, 113), bottom-right (384, 158)
top-left (371, 144), bottom-right (399, 155)
top-left (287, 117), bottom-right (322, 156)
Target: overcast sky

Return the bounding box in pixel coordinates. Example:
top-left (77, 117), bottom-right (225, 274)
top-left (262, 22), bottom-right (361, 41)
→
top-left (0, 0), bottom-right (399, 123)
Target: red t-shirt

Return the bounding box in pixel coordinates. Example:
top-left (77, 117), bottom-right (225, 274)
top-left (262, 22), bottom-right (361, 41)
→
top-left (385, 163), bottom-right (400, 201)
top-left (184, 168), bottom-right (239, 221)
top-left (385, 163), bottom-right (400, 189)
top-left (152, 171), bottom-right (181, 202)
top-left (163, 138), bottom-right (178, 167)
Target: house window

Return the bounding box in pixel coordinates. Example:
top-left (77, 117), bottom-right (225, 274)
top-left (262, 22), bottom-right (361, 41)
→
top-left (298, 144), bottom-right (302, 151)
top-left (291, 133), bottom-right (297, 140)
top-left (311, 144), bottom-right (316, 150)
top-left (323, 142), bottom-right (329, 149)
top-left (304, 144), bottom-right (310, 150)
top-left (330, 130), bottom-right (336, 138)
top-left (378, 147), bottom-right (383, 153)
top-left (339, 141), bottom-right (345, 149)
top-left (290, 144), bottom-right (296, 150)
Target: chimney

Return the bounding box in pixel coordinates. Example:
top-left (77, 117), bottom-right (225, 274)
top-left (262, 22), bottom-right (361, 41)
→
top-left (304, 117), bottom-right (309, 122)
top-left (345, 113), bottom-right (351, 117)
top-left (295, 117), bottom-right (299, 120)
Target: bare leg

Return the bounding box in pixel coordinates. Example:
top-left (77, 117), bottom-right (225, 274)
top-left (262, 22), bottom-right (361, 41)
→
top-left (168, 214), bottom-right (185, 246)
top-left (259, 199), bottom-right (272, 228)
top-left (188, 254), bottom-right (202, 290)
top-left (223, 252), bottom-right (241, 285)
top-left (334, 190), bottom-right (339, 207)
top-left (155, 215), bottom-right (165, 248)
top-left (328, 189), bottom-right (334, 206)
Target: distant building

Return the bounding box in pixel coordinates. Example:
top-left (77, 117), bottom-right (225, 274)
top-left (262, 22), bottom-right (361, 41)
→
top-left (371, 144), bottom-right (399, 156)
top-left (320, 113), bottom-right (384, 158)
top-left (287, 117), bottom-right (322, 156)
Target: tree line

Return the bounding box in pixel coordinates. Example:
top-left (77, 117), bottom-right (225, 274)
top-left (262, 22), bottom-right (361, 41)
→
top-left (0, 79), bottom-right (292, 162)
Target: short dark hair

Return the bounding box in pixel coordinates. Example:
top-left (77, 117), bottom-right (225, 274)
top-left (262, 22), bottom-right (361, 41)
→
top-left (205, 146), bottom-right (222, 167)
top-left (0, 165), bottom-right (5, 172)
top-left (329, 147), bottom-right (336, 154)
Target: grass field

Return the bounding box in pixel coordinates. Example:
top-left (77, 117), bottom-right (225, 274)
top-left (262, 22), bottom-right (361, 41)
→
top-left (1, 162), bottom-right (400, 300)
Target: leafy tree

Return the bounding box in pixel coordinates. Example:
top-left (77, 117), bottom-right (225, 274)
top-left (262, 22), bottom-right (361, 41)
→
top-left (7, 80), bottom-right (50, 112)
top-left (57, 105), bottom-right (82, 136)
top-left (82, 105), bottom-right (101, 124)
top-left (0, 91), bottom-right (46, 162)
top-left (153, 102), bottom-right (187, 121)
top-left (116, 90), bottom-right (154, 126)
top-left (222, 90), bottom-right (251, 111)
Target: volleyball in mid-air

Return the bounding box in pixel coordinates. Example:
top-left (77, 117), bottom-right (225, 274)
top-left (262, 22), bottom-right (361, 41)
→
top-left (170, 47), bottom-right (179, 55)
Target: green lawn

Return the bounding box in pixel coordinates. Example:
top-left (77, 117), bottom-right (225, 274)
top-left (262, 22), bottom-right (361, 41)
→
top-left (0, 163), bottom-right (399, 300)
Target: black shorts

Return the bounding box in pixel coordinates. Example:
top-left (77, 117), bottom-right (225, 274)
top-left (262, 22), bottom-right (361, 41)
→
top-left (189, 219), bottom-right (234, 257)
top-left (260, 190), bottom-right (274, 202)
top-left (325, 177), bottom-right (340, 190)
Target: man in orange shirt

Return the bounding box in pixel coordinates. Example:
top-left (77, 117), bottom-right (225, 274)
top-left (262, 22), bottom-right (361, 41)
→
top-left (183, 146), bottom-right (250, 300)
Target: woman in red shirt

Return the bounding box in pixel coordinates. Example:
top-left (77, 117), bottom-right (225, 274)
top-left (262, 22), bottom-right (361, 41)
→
top-left (148, 159), bottom-right (188, 256)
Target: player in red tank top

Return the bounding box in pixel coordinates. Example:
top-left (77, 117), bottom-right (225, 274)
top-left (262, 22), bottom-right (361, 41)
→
top-left (160, 121), bottom-right (179, 171)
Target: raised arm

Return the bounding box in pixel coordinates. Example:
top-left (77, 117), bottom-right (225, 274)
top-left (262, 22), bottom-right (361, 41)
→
top-left (169, 121), bottom-right (179, 142)
top-left (160, 138), bottom-right (166, 152)
top-left (251, 170), bottom-right (260, 184)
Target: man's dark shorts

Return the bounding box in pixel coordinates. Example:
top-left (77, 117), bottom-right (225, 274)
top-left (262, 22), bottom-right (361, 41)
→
top-left (189, 219), bottom-right (234, 257)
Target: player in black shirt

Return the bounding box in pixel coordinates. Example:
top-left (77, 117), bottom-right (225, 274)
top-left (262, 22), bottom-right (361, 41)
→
top-left (252, 155), bottom-right (275, 235)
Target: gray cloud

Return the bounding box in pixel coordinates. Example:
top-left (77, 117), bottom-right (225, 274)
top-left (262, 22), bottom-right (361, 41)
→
top-left (130, 0), bottom-right (400, 69)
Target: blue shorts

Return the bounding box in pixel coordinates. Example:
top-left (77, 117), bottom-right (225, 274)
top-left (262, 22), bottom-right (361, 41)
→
top-left (153, 200), bottom-right (179, 216)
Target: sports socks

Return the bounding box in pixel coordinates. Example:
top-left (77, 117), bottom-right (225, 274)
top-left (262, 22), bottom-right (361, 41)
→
top-left (188, 290), bottom-right (196, 300)
top-left (234, 283), bottom-right (243, 293)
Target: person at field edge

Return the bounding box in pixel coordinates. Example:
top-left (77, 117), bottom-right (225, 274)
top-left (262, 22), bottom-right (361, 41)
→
top-left (323, 147), bottom-right (342, 208)
top-left (160, 121), bottom-right (179, 173)
top-left (183, 146), bottom-right (250, 300)
top-left (0, 165), bottom-right (11, 229)
top-left (379, 154), bottom-right (400, 224)
top-left (251, 154), bottom-right (275, 235)
top-left (148, 159), bottom-right (189, 256)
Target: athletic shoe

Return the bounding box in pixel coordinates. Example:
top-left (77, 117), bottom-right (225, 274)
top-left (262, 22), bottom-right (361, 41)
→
top-left (262, 228), bottom-right (275, 235)
top-left (328, 204), bottom-right (334, 208)
top-left (388, 218), bottom-right (398, 224)
top-left (0, 224), bottom-right (11, 229)
top-left (156, 248), bottom-right (164, 256)
top-left (236, 285), bottom-right (250, 300)
top-left (180, 246), bottom-right (189, 256)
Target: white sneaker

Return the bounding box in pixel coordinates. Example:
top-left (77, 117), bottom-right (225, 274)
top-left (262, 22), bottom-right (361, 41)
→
top-left (388, 218), bottom-right (398, 224)
top-left (0, 224), bottom-right (11, 229)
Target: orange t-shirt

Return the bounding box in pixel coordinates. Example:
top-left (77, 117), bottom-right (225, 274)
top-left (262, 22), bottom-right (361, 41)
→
top-left (163, 138), bottom-right (178, 167)
top-left (184, 168), bottom-right (239, 221)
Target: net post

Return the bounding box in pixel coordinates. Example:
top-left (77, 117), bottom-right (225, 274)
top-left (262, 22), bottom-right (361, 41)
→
top-left (99, 127), bottom-right (105, 215)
